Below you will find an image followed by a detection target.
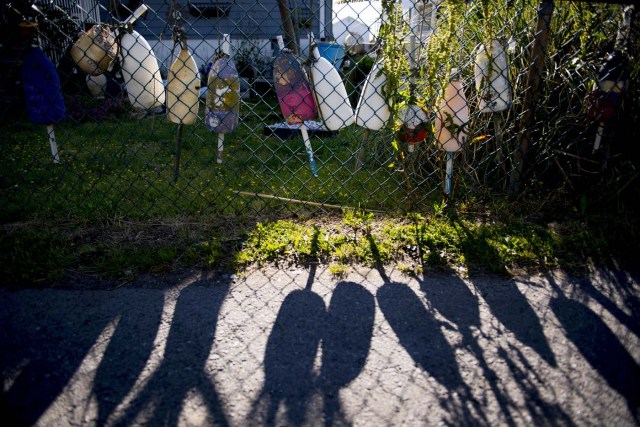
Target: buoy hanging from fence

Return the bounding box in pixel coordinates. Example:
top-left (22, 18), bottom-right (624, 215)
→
top-left (273, 36), bottom-right (317, 125)
top-left (434, 68), bottom-right (469, 195)
top-left (398, 105), bottom-right (429, 145)
top-left (86, 73), bottom-right (107, 99)
top-left (474, 39), bottom-right (512, 113)
top-left (355, 56), bottom-right (390, 131)
top-left (435, 68), bottom-right (469, 152)
top-left (22, 43), bottom-right (65, 164)
top-left (273, 35), bottom-right (319, 176)
top-left (309, 33), bottom-right (354, 131)
top-left (167, 25), bottom-right (201, 182)
top-left (167, 29), bottom-right (200, 125)
top-left (399, 1), bottom-right (438, 151)
top-left (586, 50), bottom-right (628, 153)
top-left (70, 5), bottom-right (146, 77)
top-left (117, 7), bottom-right (166, 111)
top-left (206, 33), bottom-right (240, 163)
top-left (399, 30), bottom-right (430, 151)
top-left (70, 24), bottom-right (117, 76)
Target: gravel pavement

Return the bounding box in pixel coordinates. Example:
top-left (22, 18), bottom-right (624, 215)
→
top-left (1, 264), bottom-right (639, 426)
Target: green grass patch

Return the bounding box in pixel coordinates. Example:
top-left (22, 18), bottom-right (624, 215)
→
top-left (0, 98), bottom-right (419, 225)
top-left (0, 207), bottom-right (632, 286)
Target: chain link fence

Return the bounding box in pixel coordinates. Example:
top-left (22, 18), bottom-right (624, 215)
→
top-left (0, 0), bottom-right (638, 223)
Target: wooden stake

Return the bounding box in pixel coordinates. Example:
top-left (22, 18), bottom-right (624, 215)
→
top-left (233, 191), bottom-right (385, 213)
top-left (509, 0), bottom-right (554, 192)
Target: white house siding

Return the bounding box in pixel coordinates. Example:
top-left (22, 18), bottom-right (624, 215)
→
top-left (55, 0), bottom-right (101, 25)
top-left (130, 0), bottom-right (330, 67)
top-left (136, 0), bottom-right (332, 40)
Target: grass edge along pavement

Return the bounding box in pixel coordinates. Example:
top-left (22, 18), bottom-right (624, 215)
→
top-left (1, 202), bottom-right (636, 287)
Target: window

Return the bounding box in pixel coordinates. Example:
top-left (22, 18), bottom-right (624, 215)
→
top-left (187, 1), bottom-right (231, 18)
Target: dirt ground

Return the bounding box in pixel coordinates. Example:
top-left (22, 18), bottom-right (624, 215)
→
top-left (1, 263), bottom-right (639, 426)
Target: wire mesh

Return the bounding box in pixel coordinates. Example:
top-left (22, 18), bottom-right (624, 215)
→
top-left (0, 0), bottom-right (637, 223)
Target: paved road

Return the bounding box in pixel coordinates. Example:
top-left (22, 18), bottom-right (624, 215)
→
top-left (1, 264), bottom-right (639, 426)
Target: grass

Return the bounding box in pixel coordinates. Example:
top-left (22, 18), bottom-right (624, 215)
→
top-left (1, 94), bottom-right (419, 224)
top-left (1, 90), bottom-right (638, 286)
top-left (1, 203), bottom-right (636, 286)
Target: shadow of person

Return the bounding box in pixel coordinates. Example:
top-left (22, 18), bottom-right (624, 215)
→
top-left (318, 281), bottom-right (375, 427)
top-left (251, 286), bottom-right (325, 426)
top-left (113, 281), bottom-right (230, 426)
top-left (90, 289), bottom-right (164, 426)
top-left (469, 274), bottom-right (557, 367)
top-left (550, 285), bottom-right (640, 421)
top-left (0, 290), bottom-right (116, 426)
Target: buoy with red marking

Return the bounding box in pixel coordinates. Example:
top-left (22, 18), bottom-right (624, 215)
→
top-left (273, 35), bottom-right (319, 176)
top-left (586, 5), bottom-right (632, 154)
top-left (586, 50), bottom-right (628, 153)
top-left (400, 0), bottom-right (438, 151)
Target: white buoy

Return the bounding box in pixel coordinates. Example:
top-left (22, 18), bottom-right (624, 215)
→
top-left (119, 30), bottom-right (166, 111)
top-left (355, 58), bottom-right (390, 130)
top-left (86, 73), bottom-right (107, 99)
top-left (474, 39), bottom-right (512, 113)
top-left (167, 36), bottom-right (200, 125)
top-left (309, 35), bottom-right (354, 131)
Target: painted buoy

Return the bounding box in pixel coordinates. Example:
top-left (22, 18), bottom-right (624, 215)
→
top-left (273, 37), bottom-right (317, 125)
top-left (205, 34), bottom-right (240, 133)
top-left (273, 35), bottom-right (319, 176)
top-left (70, 24), bottom-right (117, 75)
top-left (435, 68), bottom-right (469, 153)
top-left (398, 104), bottom-right (429, 145)
top-left (22, 45), bottom-right (65, 163)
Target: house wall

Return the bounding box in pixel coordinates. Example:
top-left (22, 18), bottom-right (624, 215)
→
top-left (126, 0), bottom-right (333, 69)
